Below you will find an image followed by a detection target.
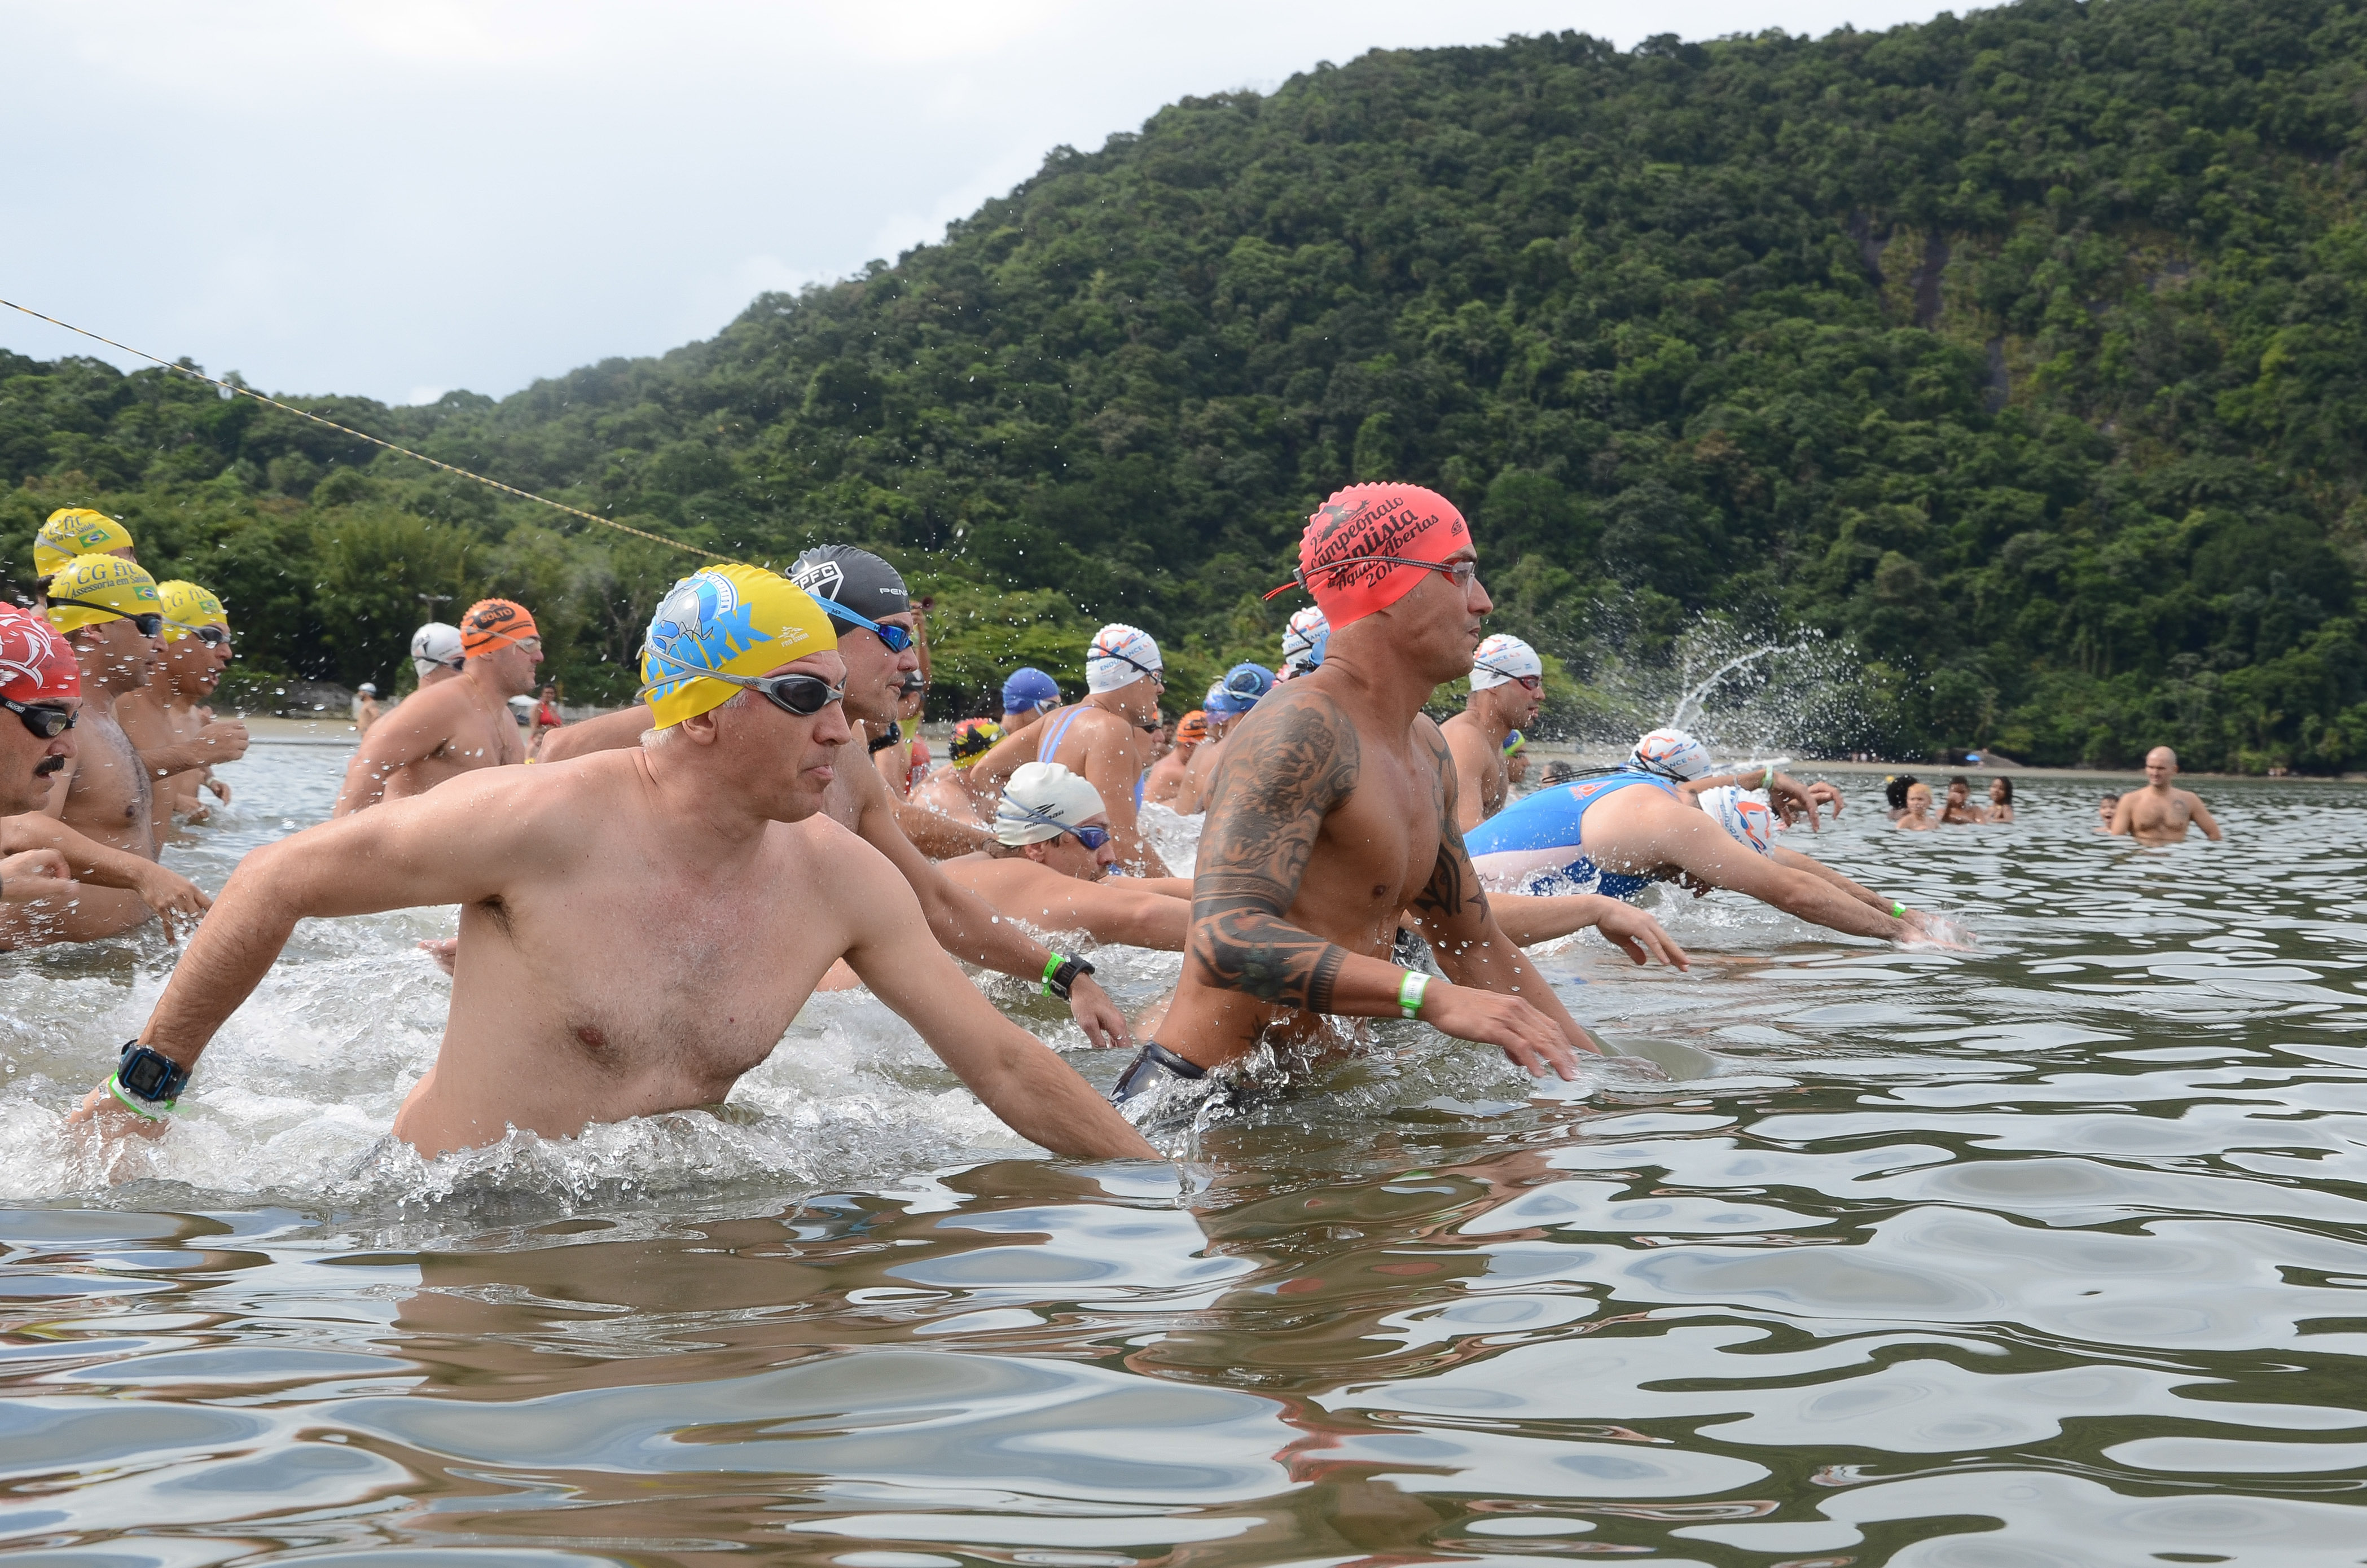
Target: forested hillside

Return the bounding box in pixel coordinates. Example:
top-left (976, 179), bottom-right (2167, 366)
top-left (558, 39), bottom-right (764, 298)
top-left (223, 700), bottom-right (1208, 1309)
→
top-left (9, 0), bottom-right (2367, 769)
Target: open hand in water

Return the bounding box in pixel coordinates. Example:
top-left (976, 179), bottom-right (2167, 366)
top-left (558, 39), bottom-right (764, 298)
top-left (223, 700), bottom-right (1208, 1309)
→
top-left (1422, 983), bottom-right (1596, 1078)
top-left (1591, 901), bottom-right (1691, 970)
top-left (133, 864), bottom-right (211, 943)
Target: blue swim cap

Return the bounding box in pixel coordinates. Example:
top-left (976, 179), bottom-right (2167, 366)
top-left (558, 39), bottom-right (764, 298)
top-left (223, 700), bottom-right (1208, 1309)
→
top-left (1207, 662), bottom-right (1273, 716)
top-left (1002, 667), bottom-right (1060, 715)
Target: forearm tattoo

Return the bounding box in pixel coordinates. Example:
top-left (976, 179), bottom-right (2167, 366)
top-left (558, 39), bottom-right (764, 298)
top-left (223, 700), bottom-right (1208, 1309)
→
top-left (1189, 696), bottom-right (1361, 1012)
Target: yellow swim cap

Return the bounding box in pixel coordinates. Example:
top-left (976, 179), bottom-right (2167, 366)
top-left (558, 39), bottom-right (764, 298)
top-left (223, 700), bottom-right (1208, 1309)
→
top-left (34, 510), bottom-right (135, 577)
top-left (640, 563), bottom-right (838, 729)
top-left (157, 580), bottom-right (229, 640)
top-left (45, 555), bottom-right (163, 634)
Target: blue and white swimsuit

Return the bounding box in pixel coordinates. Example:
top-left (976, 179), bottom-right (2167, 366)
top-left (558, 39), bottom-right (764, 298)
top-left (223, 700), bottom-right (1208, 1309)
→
top-left (1463, 771), bottom-right (1681, 900)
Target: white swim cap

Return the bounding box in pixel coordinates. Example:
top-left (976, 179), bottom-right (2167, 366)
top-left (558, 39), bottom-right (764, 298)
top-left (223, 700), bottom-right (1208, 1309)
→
top-left (358, 682), bottom-right (377, 695)
top-left (1085, 624), bottom-right (1162, 695)
top-left (411, 621), bottom-right (463, 678)
top-left (1700, 785), bottom-right (1776, 857)
top-left (1471, 633), bottom-right (1542, 690)
top-left (1282, 605), bottom-right (1329, 662)
top-left (1630, 728), bottom-right (1712, 781)
top-left (996, 761), bottom-right (1108, 846)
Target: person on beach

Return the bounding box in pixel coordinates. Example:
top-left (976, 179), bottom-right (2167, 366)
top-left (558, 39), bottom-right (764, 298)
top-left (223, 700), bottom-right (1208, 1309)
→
top-left (71, 564), bottom-right (1158, 1162)
top-left (1172, 666), bottom-right (1271, 816)
top-left (333, 599), bottom-right (541, 815)
top-left (1143, 710), bottom-right (1206, 808)
top-left (911, 717), bottom-right (1003, 828)
top-left (1896, 781), bottom-right (1938, 831)
top-left (1987, 776), bottom-right (2014, 823)
top-left (469, 545), bottom-right (1132, 1050)
top-left (2, 563), bottom-right (215, 946)
top-left (2110, 746), bottom-right (2223, 844)
top-left (967, 626), bottom-right (1174, 876)
top-left (1442, 633), bottom-right (1541, 830)
top-left (1000, 667), bottom-right (1061, 735)
top-left (352, 683), bottom-right (382, 734)
top-left (1107, 482), bottom-right (1608, 1106)
top-left (114, 580), bottom-right (239, 829)
top-left (1464, 723), bottom-right (1936, 941)
top-left (1940, 775), bottom-right (1988, 824)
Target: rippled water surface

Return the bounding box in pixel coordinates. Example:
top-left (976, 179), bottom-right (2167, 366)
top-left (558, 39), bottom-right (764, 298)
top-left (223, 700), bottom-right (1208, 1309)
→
top-left (6, 744), bottom-right (2366, 1566)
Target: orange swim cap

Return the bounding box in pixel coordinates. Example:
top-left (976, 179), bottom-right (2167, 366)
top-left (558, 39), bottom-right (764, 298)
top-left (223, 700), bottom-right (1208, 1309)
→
top-left (1176, 710), bottom-right (1209, 746)
top-left (1270, 483), bottom-right (1471, 629)
top-left (460, 599), bottom-right (538, 656)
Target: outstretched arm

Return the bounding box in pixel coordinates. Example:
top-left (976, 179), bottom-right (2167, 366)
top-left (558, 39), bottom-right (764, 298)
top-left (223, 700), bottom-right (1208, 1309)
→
top-left (0, 813), bottom-right (212, 939)
top-left (533, 705), bottom-right (652, 762)
top-left (134, 721), bottom-right (251, 779)
top-left (1664, 816), bottom-right (1918, 940)
top-left (1421, 890), bottom-right (1689, 968)
top-left (333, 689), bottom-right (458, 815)
top-left (849, 761), bottom-right (1132, 1050)
top-left (845, 872), bottom-right (1158, 1160)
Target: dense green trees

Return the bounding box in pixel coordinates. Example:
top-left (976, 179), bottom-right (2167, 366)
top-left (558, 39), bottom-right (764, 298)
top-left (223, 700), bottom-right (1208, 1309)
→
top-left (10, 0), bottom-right (2367, 768)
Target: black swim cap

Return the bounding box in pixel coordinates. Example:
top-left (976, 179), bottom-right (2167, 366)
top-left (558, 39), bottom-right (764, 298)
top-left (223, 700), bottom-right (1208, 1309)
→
top-left (789, 544), bottom-right (910, 622)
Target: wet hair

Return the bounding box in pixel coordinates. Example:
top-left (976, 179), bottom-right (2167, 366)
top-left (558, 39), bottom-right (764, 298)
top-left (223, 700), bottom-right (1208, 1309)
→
top-left (1885, 774), bottom-right (1920, 810)
top-left (1948, 775), bottom-right (1971, 791)
top-left (1540, 761), bottom-right (1580, 787)
top-left (1991, 776), bottom-right (2014, 803)
top-left (2100, 791), bottom-right (2120, 807)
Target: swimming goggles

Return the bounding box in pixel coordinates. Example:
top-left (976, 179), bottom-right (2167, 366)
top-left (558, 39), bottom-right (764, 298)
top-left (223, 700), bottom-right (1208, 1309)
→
top-left (999, 797), bottom-right (1114, 850)
top-left (816, 600), bottom-right (915, 654)
top-left (49, 599), bottom-right (164, 638)
top-left (639, 649), bottom-right (846, 717)
top-left (169, 621), bottom-right (231, 647)
top-left (1476, 662), bottom-right (1542, 691)
top-left (1264, 555), bottom-right (1477, 600)
top-left (1091, 644), bottom-right (1164, 687)
top-left (2, 695), bottom-right (76, 739)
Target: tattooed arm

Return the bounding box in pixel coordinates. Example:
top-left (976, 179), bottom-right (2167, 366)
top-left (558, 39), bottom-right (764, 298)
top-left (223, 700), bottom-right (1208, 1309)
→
top-left (1409, 721), bottom-right (1600, 1062)
top-left (1185, 696), bottom-right (1588, 1078)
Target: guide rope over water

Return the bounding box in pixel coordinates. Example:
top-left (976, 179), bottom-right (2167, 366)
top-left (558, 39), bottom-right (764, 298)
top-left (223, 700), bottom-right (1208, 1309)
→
top-left (0, 295), bottom-right (736, 565)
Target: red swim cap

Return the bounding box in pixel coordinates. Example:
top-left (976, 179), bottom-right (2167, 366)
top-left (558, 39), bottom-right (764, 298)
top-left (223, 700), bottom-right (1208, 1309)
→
top-left (1270, 483), bottom-right (1472, 629)
top-left (0, 603), bottom-right (80, 704)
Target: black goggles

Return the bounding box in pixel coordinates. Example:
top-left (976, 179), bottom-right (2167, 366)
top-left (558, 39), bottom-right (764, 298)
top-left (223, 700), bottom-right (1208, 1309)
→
top-left (50, 599), bottom-right (164, 638)
top-left (3, 695), bottom-right (76, 739)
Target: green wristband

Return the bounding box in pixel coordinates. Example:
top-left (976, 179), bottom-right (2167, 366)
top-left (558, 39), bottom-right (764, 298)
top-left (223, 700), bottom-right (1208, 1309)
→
top-left (106, 1073), bottom-right (173, 1121)
top-left (1891, 902), bottom-right (1907, 919)
top-left (1042, 954), bottom-right (1062, 998)
top-left (1399, 970), bottom-right (1430, 1020)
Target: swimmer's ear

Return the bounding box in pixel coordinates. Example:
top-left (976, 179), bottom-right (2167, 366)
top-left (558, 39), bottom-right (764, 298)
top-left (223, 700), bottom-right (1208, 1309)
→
top-left (673, 708), bottom-right (727, 747)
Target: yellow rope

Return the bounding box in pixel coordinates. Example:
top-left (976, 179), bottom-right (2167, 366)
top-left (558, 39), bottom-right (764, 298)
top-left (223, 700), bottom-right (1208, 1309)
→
top-left (0, 295), bottom-right (736, 564)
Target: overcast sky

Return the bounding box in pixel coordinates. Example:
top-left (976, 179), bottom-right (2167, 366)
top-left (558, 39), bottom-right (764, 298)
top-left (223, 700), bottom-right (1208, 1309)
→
top-left (3, 1), bottom-right (1953, 406)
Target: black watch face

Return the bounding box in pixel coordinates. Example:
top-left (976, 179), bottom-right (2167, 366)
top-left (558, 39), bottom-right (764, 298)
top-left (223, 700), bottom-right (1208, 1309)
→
top-left (122, 1052), bottom-right (174, 1097)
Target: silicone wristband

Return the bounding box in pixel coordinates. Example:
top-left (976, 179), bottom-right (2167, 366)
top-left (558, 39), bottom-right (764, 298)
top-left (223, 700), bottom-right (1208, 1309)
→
top-left (1891, 902), bottom-right (1907, 918)
top-left (106, 1073), bottom-right (172, 1121)
top-left (1762, 767), bottom-right (1776, 789)
top-left (1399, 970), bottom-right (1430, 1020)
top-left (1042, 954), bottom-right (1063, 997)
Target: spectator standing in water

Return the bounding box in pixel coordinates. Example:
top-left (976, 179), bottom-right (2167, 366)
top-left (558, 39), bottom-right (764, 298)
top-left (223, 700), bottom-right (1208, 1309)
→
top-left (2110, 746), bottom-right (2223, 844)
top-left (335, 600), bottom-right (541, 815)
top-left (1987, 776), bottom-right (2014, 823)
top-left (2095, 792), bottom-right (2120, 832)
top-left (1896, 781), bottom-right (1938, 831)
top-left (1940, 776), bottom-right (1988, 824)
top-left (352, 683), bottom-right (381, 734)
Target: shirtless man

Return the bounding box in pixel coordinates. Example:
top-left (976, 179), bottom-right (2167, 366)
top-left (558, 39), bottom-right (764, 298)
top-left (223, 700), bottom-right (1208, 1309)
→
top-left (958, 760), bottom-right (1689, 968)
top-left (1, 605), bottom-right (80, 906)
top-left (411, 622), bottom-right (464, 689)
top-left (1001, 668), bottom-right (1061, 736)
top-left (2110, 746), bottom-right (2223, 844)
top-left (1143, 710), bottom-right (1206, 808)
top-left (1442, 633), bottom-right (1541, 829)
top-left (1172, 667), bottom-right (1271, 815)
top-left (4, 557), bottom-right (215, 946)
top-left (504, 546), bottom-right (1132, 1050)
top-left (71, 564), bottom-right (1156, 1162)
top-left (334, 599), bottom-right (539, 815)
top-left (912, 717), bottom-right (1002, 828)
top-left (116, 581), bottom-right (243, 834)
top-left (969, 627), bottom-right (1174, 875)
top-left (1465, 727), bottom-right (1936, 941)
top-left (1109, 483), bottom-right (1606, 1104)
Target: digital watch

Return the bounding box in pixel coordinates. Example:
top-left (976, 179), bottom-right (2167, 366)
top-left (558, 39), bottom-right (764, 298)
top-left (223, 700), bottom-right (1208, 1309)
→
top-left (1042, 952), bottom-right (1095, 1001)
top-left (110, 1042), bottom-right (190, 1118)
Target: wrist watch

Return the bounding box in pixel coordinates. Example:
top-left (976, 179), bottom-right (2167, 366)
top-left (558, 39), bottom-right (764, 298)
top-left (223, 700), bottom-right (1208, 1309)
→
top-left (1042, 952), bottom-right (1095, 1001)
top-left (115, 1042), bottom-right (191, 1107)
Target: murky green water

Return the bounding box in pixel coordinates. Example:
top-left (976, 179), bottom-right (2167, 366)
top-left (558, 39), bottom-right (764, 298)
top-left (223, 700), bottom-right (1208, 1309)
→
top-left (5, 748), bottom-right (2365, 1566)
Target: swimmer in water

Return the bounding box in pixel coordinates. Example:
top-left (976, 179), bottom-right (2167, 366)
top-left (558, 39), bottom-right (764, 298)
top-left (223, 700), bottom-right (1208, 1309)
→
top-left (968, 627), bottom-right (1175, 875)
top-left (2096, 791), bottom-right (2120, 832)
top-left (1141, 710), bottom-right (1206, 808)
top-left (1172, 665), bottom-right (1272, 815)
top-left (2109, 746), bottom-right (2223, 844)
top-left (410, 622), bottom-right (465, 689)
top-left (115, 580), bottom-right (241, 833)
top-left (6, 557), bottom-right (220, 946)
top-left (1276, 605), bottom-right (1328, 683)
top-left (1697, 784), bottom-right (1926, 926)
top-left (1896, 781), bottom-right (1938, 831)
top-left (0, 604), bottom-right (80, 906)
top-left (30, 509), bottom-right (137, 595)
top-left (910, 717), bottom-right (1003, 828)
top-left (1000, 667), bottom-right (1061, 736)
top-left (1441, 632), bottom-right (1540, 829)
top-left (1464, 727), bottom-right (1938, 940)
top-left (1987, 776), bottom-right (2014, 823)
top-left (941, 762), bottom-right (1197, 949)
top-left (1110, 482), bottom-right (1604, 1105)
top-left (335, 600), bottom-right (541, 814)
top-left (72, 564), bottom-right (1157, 1162)
top-left (1940, 775), bottom-right (1988, 824)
